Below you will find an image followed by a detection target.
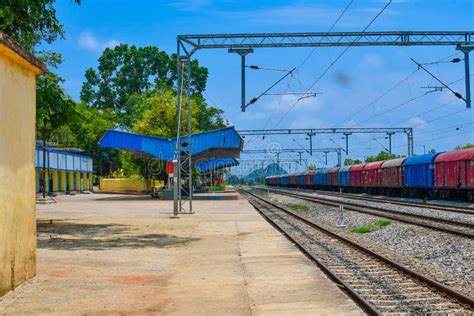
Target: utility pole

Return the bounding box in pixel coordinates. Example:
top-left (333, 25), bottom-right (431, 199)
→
top-left (457, 45), bottom-right (472, 108)
top-left (386, 132), bottom-right (395, 155)
top-left (229, 48), bottom-right (254, 112)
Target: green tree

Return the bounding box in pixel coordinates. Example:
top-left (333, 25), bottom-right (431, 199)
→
top-left (0, 0), bottom-right (81, 50)
top-left (36, 52), bottom-right (77, 141)
top-left (343, 158), bottom-right (363, 166)
top-left (455, 143), bottom-right (474, 150)
top-left (428, 149), bottom-right (436, 154)
top-left (80, 44), bottom-right (210, 127)
top-left (364, 151), bottom-right (403, 163)
top-left (307, 164), bottom-right (317, 171)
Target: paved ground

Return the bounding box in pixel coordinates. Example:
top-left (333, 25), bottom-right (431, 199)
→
top-left (0, 190), bottom-right (362, 315)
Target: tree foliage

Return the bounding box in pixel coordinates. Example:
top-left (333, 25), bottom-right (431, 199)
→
top-left (36, 52), bottom-right (77, 135)
top-left (0, 0), bottom-right (80, 50)
top-left (307, 164), bottom-right (317, 171)
top-left (364, 151), bottom-right (404, 163)
top-left (343, 158), bottom-right (363, 166)
top-left (455, 143), bottom-right (474, 150)
top-left (80, 44), bottom-right (210, 127)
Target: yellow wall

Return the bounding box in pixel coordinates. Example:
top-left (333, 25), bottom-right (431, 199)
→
top-left (0, 45), bottom-right (41, 296)
top-left (99, 178), bottom-right (164, 193)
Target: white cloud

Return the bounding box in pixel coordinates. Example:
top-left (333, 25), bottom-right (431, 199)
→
top-left (78, 32), bottom-right (120, 52)
top-left (263, 93), bottom-right (324, 113)
top-left (408, 116), bottom-right (427, 127)
top-left (358, 53), bottom-right (384, 69)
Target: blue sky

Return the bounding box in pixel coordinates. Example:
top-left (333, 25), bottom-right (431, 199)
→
top-left (45, 0), bottom-right (473, 172)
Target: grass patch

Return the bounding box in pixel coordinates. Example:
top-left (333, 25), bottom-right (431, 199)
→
top-left (351, 218), bottom-right (392, 234)
top-left (375, 219), bottom-right (392, 227)
top-left (351, 225), bottom-right (376, 234)
top-left (291, 203), bottom-right (307, 211)
top-left (413, 255), bottom-right (425, 261)
top-left (210, 184), bottom-right (225, 192)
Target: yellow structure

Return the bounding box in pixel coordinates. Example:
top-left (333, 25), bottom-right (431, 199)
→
top-left (35, 148), bottom-right (94, 193)
top-left (99, 178), bottom-right (164, 193)
top-left (0, 33), bottom-right (45, 296)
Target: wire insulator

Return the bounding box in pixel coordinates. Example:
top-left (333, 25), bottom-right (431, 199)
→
top-left (454, 92), bottom-right (463, 99)
top-left (452, 58), bottom-right (462, 63)
top-left (249, 97), bottom-right (258, 104)
top-left (249, 65), bottom-right (259, 69)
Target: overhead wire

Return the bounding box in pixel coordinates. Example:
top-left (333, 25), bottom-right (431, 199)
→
top-left (274, 0), bottom-right (393, 128)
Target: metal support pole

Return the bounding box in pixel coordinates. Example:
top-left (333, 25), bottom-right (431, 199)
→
top-left (186, 58), bottom-right (193, 213)
top-left (276, 152), bottom-right (280, 168)
top-left (387, 132), bottom-right (395, 155)
top-left (407, 129), bottom-right (414, 157)
top-left (463, 50), bottom-right (471, 108)
top-left (307, 133), bottom-right (315, 156)
top-left (325, 152), bottom-right (328, 165)
top-left (241, 54), bottom-right (246, 112)
top-left (344, 133), bottom-right (351, 155)
top-left (298, 151), bottom-right (302, 165)
top-left (174, 45), bottom-right (183, 215)
top-left (228, 48), bottom-right (254, 112)
top-left (337, 151), bottom-right (341, 167)
top-left (172, 160), bottom-right (179, 218)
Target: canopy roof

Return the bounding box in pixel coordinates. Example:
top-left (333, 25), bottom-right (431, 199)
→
top-left (195, 157), bottom-right (239, 173)
top-left (99, 127), bottom-right (243, 163)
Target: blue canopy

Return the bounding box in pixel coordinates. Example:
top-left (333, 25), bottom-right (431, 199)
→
top-left (99, 127), bottom-right (243, 165)
top-left (195, 157), bottom-right (239, 173)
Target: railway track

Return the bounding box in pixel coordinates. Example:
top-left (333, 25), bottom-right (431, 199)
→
top-left (256, 186), bottom-right (474, 238)
top-left (270, 186), bottom-right (474, 215)
top-left (238, 188), bottom-right (474, 315)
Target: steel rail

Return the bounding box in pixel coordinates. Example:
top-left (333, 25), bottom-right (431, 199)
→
top-left (239, 187), bottom-right (474, 309)
top-left (258, 187), bottom-right (474, 238)
top-left (306, 189), bottom-right (474, 215)
top-left (238, 189), bottom-right (381, 315)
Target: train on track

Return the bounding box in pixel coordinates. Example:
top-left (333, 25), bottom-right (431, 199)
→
top-left (265, 148), bottom-right (474, 201)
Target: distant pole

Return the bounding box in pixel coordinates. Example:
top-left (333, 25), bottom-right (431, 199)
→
top-left (463, 49), bottom-right (471, 108)
top-left (42, 129), bottom-right (46, 198)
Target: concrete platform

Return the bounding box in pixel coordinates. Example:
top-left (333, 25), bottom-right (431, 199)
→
top-left (0, 190), bottom-right (362, 315)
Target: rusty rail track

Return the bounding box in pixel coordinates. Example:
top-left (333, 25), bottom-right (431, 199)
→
top-left (267, 185), bottom-right (474, 215)
top-left (238, 188), bottom-right (474, 315)
top-left (257, 186), bottom-right (474, 238)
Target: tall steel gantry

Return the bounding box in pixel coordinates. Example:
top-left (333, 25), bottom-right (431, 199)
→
top-left (238, 127), bottom-right (413, 157)
top-left (174, 31), bottom-right (473, 214)
top-left (241, 148), bottom-right (343, 167)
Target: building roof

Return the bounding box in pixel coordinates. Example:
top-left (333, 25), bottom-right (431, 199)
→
top-left (99, 126), bottom-right (244, 163)
top-left (0, 32), bottom-right (46, 73)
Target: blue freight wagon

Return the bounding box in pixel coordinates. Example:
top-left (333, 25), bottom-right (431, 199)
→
top-left (297, 172), bottom-right (305, 188)
top-left (314, 168), bottom-right (330, 186)
top-left (403, 152), bottom-right (441, 196)
top-left (278, 174), bottom-right (289, 187)
top-left (338, 165), bottom-right (352, 187)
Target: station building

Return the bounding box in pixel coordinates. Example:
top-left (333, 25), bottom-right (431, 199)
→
top-left (35, 147), bottom-right (94, 193)
top-left (0, 32), bottom-right (46, 296)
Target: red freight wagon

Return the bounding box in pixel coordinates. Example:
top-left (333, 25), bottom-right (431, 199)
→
top-left (288, 173), bottom-right (298, 187)
top-left (434, 148), bottom-right (474, 190)
top-left (304, 171), bottom-right (315, 187)
top-left (349, 163), bottom-right (366, 187)
top-left (380, 157), bottom-right (407, 188)
top-left (362, 161), bottom-right (384, 188)
top-left (329, 167), bottom-right (339, 186)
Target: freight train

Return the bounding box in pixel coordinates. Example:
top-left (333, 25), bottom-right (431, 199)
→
top-left (265, 148), bottom-right (474, 201)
